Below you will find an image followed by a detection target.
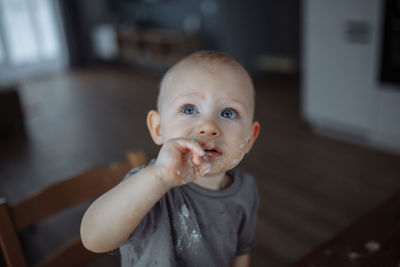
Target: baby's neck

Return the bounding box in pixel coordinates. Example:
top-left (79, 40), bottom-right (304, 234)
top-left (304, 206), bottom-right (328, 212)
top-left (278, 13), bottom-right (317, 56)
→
top-left (192, 172), bottom-right (233, 191)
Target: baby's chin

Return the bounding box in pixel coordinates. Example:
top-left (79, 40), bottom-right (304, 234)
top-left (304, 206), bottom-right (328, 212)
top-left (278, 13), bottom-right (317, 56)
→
top-left (202, 155), bottom-right (244, 176)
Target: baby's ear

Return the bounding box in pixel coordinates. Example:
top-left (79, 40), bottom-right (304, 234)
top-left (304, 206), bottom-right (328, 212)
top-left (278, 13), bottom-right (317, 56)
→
top-left (147, 110), bottom-right (163, 145)
top-left (245, 121), bottom-right (260, 154)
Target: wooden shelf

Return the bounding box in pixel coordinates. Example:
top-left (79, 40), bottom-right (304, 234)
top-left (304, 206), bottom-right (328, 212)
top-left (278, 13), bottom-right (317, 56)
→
top-left (116, 26), bottom-right (202, 71)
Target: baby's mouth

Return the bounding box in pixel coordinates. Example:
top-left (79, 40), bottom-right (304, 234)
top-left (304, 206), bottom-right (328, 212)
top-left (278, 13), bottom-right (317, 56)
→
top-left (201, 141), bottom-right (223, 158)
top-left (204, 148), bottom-right (223, 158)
top-left (186, 135), bottom-right (223, 158)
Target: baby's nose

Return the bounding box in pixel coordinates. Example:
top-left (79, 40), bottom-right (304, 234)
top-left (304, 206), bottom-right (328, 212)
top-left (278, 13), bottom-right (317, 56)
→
top-left (197, 120), bottom-right (220, 137)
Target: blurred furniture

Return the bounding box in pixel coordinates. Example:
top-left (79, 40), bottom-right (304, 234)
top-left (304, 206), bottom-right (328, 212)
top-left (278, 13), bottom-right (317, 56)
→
top-left (0, 151), bottom-right (147, 267)
top-left (116, 25), bottom-right (202, 71)
top-left (0, 85), bottom-right (24, 137)
top-left (293, 191), bottom-right (400, 266)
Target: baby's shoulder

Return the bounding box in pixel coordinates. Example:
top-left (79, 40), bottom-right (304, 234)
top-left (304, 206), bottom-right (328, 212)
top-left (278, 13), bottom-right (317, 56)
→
top-left (231, 169), bottom-right (257, 186)
top-left (229, 169), bottom-right (258, 197)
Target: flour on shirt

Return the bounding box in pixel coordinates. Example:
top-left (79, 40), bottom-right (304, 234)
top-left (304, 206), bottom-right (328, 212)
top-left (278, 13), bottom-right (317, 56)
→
top-left (174, 204), bottom-right (202, 254)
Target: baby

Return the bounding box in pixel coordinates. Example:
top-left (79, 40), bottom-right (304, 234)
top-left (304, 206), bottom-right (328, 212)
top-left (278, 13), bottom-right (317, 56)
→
top-left (81, 51), bottom-right (260, 267)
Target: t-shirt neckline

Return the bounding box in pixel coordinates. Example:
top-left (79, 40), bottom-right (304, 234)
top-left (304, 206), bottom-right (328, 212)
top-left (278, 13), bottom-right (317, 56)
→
top-left (184, 169), bottom-right (241, 198)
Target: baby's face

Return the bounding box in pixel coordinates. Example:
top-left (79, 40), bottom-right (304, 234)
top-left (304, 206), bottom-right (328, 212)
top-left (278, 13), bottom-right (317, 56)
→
top-left (156, 63), bottom-right (259, 175)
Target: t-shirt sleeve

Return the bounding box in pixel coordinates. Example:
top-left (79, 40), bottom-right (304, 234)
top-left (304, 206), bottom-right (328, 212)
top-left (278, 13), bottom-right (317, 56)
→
top-left (121, 159), bottom-right (156, 181)
top-left (236, 175), bottom-right (259, 255)
top-left (122, 165), bottom-right (146, 181)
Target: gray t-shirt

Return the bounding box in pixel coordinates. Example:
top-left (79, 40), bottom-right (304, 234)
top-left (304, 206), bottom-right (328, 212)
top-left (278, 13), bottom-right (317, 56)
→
top-left (119, 163), bottom-right (259, 267)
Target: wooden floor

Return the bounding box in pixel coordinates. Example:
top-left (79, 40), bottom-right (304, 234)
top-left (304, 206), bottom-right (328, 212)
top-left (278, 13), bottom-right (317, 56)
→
top-left (1, 67), bottom-right (399, 267)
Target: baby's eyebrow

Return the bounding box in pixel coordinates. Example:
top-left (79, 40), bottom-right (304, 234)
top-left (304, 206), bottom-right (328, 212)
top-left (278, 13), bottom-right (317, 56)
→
top-left (175, 92), bottom-right (204, 100)
top-left (228, 98), bottom-right (249, 112)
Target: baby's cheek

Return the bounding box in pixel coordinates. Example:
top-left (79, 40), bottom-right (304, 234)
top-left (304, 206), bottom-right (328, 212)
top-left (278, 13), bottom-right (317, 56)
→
top-left (219, 138), bottom-right (249, 169)
top-left (227, 147), bottom-right (246, 169)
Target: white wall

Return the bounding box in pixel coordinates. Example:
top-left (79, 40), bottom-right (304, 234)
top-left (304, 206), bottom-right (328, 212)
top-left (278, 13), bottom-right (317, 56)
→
top-left (302, 0), bottom-right (400, 154)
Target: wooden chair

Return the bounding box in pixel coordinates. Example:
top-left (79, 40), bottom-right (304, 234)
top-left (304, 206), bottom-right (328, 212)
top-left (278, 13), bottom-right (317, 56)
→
top-left (0, 151), bottom-right (147, 267)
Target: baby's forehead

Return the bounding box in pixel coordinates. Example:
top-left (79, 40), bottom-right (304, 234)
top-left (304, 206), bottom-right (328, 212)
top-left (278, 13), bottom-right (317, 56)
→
top-left (160, 60), bottom-right (252, 94)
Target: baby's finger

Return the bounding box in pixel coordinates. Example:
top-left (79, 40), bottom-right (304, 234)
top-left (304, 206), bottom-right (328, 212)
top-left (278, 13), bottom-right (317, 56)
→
top-left (174, 138), bottom-right (204, 165)
top-left (197, 162), bottom-right (211, 177)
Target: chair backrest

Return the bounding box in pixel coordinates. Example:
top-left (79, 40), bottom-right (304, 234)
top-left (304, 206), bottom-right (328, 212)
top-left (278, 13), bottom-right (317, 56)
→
top-left (0, 151), bottom-right (147, 267)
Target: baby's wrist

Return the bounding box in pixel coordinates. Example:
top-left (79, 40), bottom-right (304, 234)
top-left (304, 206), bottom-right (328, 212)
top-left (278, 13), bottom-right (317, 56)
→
top-left (146, 164), bottom-right (174, 191)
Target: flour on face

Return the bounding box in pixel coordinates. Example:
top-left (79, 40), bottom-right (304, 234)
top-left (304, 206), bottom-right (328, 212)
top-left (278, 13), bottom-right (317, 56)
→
top-left (174, 204), bottom-right (202, 255)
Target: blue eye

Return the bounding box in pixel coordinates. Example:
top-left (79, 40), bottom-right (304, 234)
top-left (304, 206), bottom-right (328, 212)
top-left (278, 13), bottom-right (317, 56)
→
top-left (181, 104), bottom-right (199, 115)
top-left (221, 108), bottom-right (238, 119)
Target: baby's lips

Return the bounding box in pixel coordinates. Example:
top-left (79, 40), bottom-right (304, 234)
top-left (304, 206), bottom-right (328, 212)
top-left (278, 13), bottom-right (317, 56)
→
top-left (185, 135), bottom-right (218, 153)
top-left (203, 149), bottom-right (223, 158)
top-left (201, 140), bottom-right (223, 158)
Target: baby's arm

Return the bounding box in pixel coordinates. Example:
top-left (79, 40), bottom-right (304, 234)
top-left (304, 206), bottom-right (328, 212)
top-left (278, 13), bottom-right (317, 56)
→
top-left (80, 138), bottom-right (209, 253)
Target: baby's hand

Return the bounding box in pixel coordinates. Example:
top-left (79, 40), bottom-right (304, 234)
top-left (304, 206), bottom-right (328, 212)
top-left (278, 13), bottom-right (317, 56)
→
top-left (153, 137), bottom-right (211, 188)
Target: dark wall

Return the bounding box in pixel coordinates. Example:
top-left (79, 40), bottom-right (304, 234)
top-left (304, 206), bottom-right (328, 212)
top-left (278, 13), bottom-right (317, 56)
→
top-left (59, 0), bottom-right (93, 66)
top-left (61, 0), bottom-right (300, 73)
top-left (209, 0), bottom-right (300, 71)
